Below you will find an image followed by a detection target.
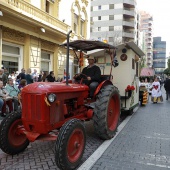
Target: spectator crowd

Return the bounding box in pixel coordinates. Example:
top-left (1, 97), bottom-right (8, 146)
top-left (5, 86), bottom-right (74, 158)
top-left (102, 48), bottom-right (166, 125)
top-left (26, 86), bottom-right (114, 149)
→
top-left (0, 67), bottom-right (58, 117)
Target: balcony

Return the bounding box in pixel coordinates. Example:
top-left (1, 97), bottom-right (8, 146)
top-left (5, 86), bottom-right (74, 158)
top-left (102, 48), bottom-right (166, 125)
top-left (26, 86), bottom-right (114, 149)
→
top-left (122, 31), bottom-right (135, 38)
top-left (147, 45), bottom-right (152, 49)
top-left (123, 8), bottom-right (136, 18)
top-left (147, 59), bottom-right (152, 65)
top-left (147, 55), bottom-right (152, 60)
top-left (123, 0), bottom-right (136, 8)
top-left (0, 0), bottom-right (69, 37)
top-left (147, 50), bottom-right (152, 54)
top-left (122, 20), bottom-right (135, 28)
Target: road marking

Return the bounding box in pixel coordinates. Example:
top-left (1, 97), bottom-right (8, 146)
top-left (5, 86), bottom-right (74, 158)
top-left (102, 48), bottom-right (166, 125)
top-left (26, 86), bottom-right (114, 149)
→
top-left (78, 113), bottom-right (134, 170)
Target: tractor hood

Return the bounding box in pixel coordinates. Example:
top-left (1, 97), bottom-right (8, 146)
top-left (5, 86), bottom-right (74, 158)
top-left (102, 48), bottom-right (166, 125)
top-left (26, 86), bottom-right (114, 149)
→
top-left (22, 82), bottom-right (89, 94)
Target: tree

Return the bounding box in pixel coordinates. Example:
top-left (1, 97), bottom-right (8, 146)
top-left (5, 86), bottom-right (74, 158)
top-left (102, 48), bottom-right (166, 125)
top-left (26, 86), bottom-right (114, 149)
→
top-left (139, 56), bottom-right (147, 75)
top-left (111, 30), bottom-right (122, 46)
top-left (139, 56), bottom-right (146, 68)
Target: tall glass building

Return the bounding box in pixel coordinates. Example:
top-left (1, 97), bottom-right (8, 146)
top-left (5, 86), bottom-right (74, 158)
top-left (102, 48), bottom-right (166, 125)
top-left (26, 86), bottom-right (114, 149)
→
top-left (153, 37), bottom-right (166, 75)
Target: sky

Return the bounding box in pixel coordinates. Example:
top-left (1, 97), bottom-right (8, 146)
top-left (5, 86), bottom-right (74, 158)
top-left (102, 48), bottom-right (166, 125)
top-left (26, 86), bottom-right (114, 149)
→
top-left (137, 0), bottom-right (170, 56)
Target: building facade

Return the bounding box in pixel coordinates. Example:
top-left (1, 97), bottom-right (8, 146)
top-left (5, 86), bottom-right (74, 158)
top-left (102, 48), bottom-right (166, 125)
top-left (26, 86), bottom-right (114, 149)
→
top-left (90, 0), bottom-right (137, 45)
top-left (0, 0), bottom-right (90, 79)
top-left (139, 11), bottom-right (153, 67)
top-left (153, 37), bottom-right (166, 75)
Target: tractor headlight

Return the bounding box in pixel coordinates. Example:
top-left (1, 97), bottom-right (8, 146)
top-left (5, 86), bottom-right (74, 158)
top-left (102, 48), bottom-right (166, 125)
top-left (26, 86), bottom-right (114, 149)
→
top-left (48, 93), bottom-right (56, 103)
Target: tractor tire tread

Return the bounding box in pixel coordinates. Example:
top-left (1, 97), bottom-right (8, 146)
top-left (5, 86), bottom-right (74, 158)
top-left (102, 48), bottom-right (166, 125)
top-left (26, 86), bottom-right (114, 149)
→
top-left (0, 111), bottom-right (29, 155)
top-left (93, 85), bottom-right (120, 140)
top-left (55, 119), bottom-right (86, 170)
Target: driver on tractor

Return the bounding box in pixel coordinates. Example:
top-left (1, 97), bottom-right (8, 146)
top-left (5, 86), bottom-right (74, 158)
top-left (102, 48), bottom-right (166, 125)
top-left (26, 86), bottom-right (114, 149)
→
top-left (74, 55), bottom-right (101, 98)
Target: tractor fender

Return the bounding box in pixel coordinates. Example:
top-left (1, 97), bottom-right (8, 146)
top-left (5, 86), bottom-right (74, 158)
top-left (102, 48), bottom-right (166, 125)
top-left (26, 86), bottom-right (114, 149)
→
top-left (94, 80), bottom-right (113, 97)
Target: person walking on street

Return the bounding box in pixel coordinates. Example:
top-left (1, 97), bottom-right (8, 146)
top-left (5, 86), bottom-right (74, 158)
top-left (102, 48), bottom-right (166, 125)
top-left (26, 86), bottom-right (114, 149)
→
top-left (151, 77), bottom-right (163, 103)
top-left (164, 76), bottom-right (170, 100)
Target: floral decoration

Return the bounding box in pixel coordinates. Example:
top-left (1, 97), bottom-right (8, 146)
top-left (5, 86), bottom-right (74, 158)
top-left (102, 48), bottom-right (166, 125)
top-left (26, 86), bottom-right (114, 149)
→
top-left (125, 85), bottom-right (135, 92)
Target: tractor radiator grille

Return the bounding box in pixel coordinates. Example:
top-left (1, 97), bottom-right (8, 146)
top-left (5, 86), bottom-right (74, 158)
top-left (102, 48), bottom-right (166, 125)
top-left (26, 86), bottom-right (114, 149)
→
top-left (22, 93), bottom-right (47, 121)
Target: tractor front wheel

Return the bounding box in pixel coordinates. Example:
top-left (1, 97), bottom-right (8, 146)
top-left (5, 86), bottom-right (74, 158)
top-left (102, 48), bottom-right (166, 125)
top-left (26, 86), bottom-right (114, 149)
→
top-left (0, 112), bottom-right (29, 155)
top-left (55, 119), bottom-right (86, 170)
top-left (93, 85), bottom-right (121, 140)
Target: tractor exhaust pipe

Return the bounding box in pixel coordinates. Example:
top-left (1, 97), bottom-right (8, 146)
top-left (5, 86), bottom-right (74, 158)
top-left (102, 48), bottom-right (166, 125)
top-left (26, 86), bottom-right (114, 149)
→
top-left (66, 30), bottom-right (72, 86)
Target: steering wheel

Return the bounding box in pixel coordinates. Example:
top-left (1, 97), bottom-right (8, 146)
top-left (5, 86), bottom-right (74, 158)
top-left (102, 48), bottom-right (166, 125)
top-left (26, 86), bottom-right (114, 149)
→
top-left (74, 73), bottom-right (90, 85)
top-left (74, 73), bottom-right (88, 80)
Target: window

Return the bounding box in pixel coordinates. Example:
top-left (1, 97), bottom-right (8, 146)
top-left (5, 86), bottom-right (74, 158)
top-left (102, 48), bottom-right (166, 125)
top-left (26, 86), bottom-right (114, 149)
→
top-left (45, 0), bottom-right (50, 13)
top-left (109, 4), bottom-right (114, 9)
top-left (74, 13), bottom-right (78, 34)
top-left (2, 60), bottom-right (18, 73)
top-left (73, 58), bottom-right (79, 75)
top-left (80, 19), bottom-right (85, 36)
top-left (136, 62), bottom-right (138, 76)
top-left (41, 51), bottom-right (51, 72)
top-left (2, 43), bottom-right (23, 73)
top-left (2, 44), bottom-right (20, 55)
top-left (132, 58), bottom-right (135, 69)
top-left (109, 15), bottom-right (114, 20)
top-left (109, 37), bottom-right (113, 42)
top-left (109, 26), bottom-right (114, 31)
top-left (98, 16), bottom-right (101, 20)
top-left (72, 4), bottom-right (87, 38)
top-left (98, 27), bottom-right (101, 31)
top-left (98, 6), bottom-right (101, 10)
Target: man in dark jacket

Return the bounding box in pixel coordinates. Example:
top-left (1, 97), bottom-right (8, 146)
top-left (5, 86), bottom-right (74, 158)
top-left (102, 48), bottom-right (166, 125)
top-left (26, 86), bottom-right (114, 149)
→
top-left (46, 71), bottom-right (56, 82)
top-left (164, 76), bottom-right (170, 100)
top-left (74, 55), bottom-right (101, 98)
top-left (17, 68), bottom-right (26, 84)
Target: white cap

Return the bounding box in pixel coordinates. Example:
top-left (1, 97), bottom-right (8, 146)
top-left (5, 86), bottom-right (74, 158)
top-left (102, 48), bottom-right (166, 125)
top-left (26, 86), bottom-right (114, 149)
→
top-left (87, 56), bottom-right (95, 60)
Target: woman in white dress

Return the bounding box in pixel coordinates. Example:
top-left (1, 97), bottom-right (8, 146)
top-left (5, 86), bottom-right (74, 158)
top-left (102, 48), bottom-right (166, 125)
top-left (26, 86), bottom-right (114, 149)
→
top-left (151, 77), bottom-right (163, 103)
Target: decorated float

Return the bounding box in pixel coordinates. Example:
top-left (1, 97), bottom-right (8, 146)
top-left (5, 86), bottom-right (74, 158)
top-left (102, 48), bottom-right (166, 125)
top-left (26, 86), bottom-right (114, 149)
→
top-left (87, 41), bottom-right (145, 113)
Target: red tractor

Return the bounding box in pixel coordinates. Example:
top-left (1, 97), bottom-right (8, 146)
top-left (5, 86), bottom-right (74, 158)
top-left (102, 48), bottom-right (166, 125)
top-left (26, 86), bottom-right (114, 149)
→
top-left (0, 31), bottom-right (120, 170)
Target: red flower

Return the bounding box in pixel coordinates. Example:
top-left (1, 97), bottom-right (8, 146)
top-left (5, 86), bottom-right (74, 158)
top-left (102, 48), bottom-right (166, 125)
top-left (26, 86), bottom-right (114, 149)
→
top-left (125, 85), bottom-right (135, 92)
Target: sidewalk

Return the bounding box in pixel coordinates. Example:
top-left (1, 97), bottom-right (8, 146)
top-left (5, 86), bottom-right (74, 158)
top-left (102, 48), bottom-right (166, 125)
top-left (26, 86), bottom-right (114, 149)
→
top-left (79, 88), bottom-right (170, 170)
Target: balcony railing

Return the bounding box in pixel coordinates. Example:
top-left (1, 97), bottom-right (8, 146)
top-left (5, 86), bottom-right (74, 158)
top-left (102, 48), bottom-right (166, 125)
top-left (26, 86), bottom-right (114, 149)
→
top-left (1, 0), bottom-right (69, 33)
top-left (122, 31), bottom-right (135, 38)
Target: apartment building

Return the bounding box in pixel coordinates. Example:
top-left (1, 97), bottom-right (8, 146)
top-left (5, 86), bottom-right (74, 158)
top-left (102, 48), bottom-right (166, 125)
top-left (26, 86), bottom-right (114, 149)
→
top-left (0, 0), bottom-right (90, 78)
top-left (153, 37), bottom-right (166, 75)
top-left (90, 0), bottom-right (137, 45)
top-left (139, 11), bottom-right (153, 67)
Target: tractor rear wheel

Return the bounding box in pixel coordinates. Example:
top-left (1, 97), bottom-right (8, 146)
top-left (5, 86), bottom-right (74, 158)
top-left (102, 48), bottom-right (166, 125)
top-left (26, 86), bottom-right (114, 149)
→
top-left (0, 112), bottom-right (29, 155)
top-left (55, 119), bottom-right (86, 170)
top-left (93, 85), bottom-right (121, 140)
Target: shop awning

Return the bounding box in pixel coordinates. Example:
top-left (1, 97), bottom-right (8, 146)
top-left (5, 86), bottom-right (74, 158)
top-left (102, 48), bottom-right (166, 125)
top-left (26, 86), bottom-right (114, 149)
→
top-left (140, 68), bottom-right (155, 77)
